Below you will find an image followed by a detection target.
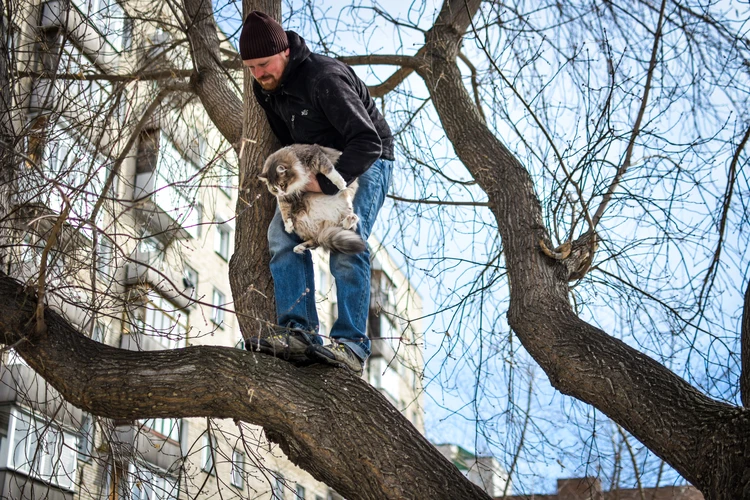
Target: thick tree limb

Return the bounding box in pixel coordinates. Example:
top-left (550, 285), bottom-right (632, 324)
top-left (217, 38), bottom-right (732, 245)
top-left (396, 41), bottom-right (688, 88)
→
top-left (182, 0), bottom-right (243, 145)
top-left (0, 271), bottom-right (491, 500)
top-left (413, 1), bottom-right (750, 498)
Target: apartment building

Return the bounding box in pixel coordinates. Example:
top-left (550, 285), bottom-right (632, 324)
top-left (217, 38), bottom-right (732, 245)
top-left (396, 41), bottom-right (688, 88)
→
top-left (0, 1), bottom-right (424, 498)
top-left (435, 444), bottom-right (511, 498)
top-left (499, 476), bottom-right (703, 500)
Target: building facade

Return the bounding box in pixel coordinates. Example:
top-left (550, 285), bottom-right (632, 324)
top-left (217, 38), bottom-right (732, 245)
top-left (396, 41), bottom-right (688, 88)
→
top-left (0, 1), bottom-right (424, 498)
top-left (500, 477), bottom-right (703, 500)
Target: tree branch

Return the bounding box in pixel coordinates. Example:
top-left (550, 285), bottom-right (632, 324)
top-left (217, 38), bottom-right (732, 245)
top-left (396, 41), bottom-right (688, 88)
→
top-left (591, 0), bottom-right (667, 228)
top-left (338, 54), bottom-right (422, 98)
top-left (182, 0), bottom-right (243, 146)
top-left (0, 271), bottom-right (491, 500)
top-left (414, 0), bottom-right (750, 497)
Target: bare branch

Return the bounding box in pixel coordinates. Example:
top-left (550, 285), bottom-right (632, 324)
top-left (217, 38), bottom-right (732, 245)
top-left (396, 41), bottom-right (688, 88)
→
top-left (591, 0), bottom-right (668, 228)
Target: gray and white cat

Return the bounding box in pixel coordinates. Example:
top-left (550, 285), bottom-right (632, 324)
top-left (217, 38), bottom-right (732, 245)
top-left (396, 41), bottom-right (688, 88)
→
top-left (259, 144), bottom-right (366, 254)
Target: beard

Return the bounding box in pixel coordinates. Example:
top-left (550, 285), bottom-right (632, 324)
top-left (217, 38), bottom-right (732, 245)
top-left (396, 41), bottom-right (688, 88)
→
top-left (258, 76), bottom-right (280, 90)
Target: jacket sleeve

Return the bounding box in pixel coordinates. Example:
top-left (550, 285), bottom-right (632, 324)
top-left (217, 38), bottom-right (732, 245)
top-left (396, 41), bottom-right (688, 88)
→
top-left (313, 72), bottom-right (382, 195)
top-left (253, 84), bottom-right (293, 146)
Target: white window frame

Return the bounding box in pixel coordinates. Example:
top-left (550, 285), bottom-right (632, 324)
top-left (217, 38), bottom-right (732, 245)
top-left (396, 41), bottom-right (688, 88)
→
top-left (211, 288), bottom-right (225, 327)
top-left (295, 483), bottom-right (306, 499)
top-left (140, 291), bottom-right (188, 350)
top-left (141, 418), bottom-right (180, 442)
top-left (272, 471), bottom-right (286, 499)
top-left (230, 449), bottom-right (244, 488)
top-left (201, 435), bottom-right (215, 475)
top-left (5, 408), bottom-right (78, 491)
top-left (214, 219), bottom-right (231, 260)
top-left (77, 413), bottom-right (95, 461)
top-left (125, 461), bottom-right (179, 500)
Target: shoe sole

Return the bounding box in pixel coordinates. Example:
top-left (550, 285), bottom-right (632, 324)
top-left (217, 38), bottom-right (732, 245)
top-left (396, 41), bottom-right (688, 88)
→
top-left (246, 331), bottom-right (312, 363)
top-left (305, 345), bottom-right (363, 374)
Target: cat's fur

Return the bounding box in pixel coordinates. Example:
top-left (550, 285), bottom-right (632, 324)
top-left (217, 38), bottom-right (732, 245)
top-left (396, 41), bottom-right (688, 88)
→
top-left (259, 144), bottom-right (366, 254)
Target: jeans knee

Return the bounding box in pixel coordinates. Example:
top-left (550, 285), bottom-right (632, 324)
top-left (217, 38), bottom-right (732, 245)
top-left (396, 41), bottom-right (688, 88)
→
top-left (330, 250), bottom-right (370, 279)
top-left (268, 218), bottom-right (297, 258)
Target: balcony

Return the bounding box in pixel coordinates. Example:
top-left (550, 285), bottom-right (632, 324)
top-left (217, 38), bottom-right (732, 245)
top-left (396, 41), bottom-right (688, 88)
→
top-left (110, 421), bottom-right (185, 474)
top-left (0, 470), bottom-right (73, 500)
top-left (132, 131), bottom-right (201, 243)
top-left (123, 249), bottom-right (193, 310)
top-left (40, 0), bottom-right (121, 72)
top-left (0, 363), bottom-right (84, 430)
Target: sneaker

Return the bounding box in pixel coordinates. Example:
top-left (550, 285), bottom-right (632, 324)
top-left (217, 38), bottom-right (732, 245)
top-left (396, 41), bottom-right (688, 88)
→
top-left (306, 341), bottom-right (364, 374)
top-left (245, 326), bottom-right (313, 364)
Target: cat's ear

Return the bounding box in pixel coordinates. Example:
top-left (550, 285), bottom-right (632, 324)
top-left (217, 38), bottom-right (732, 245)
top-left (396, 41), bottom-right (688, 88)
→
top-left (276, 165), bottom-right (287, 174)
top-left (258, 175), bottom-right (268, 184)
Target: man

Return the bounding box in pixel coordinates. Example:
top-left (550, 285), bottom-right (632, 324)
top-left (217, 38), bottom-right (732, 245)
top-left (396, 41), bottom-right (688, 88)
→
top-left (240, 11), bottom-right (394, 374)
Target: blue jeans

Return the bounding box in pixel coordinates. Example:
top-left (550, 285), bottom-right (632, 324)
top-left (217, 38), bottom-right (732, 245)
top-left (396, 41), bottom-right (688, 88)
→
top-left (267, 158), bottom-right (393, 361)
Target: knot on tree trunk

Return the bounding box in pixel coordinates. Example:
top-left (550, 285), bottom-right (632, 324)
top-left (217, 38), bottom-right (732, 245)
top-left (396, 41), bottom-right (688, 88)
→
top-left (539, 230), bottom-right (598, 281)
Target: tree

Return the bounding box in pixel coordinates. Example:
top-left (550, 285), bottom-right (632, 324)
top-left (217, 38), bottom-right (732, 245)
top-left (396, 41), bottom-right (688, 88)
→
top-left (1, 0), bottom-right (749, 499)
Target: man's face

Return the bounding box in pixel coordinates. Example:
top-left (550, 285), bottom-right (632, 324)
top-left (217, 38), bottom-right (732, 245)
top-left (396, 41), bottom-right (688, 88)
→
top-left (243, 49), bottom-right (290, 91)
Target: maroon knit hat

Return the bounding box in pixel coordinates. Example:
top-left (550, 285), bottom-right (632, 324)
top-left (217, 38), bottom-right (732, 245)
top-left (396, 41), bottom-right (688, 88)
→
top-left (239, 11), bottom-right (289, 60)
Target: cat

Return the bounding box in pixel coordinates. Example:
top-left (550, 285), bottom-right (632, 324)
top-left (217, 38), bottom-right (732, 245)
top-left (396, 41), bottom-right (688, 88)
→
top-left (259, 144), bottom-right (366, 255)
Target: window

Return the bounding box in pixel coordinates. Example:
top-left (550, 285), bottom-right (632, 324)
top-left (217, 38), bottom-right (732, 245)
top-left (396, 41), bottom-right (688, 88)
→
top-left (201, 435), bottom-right (214, 475)
top-left (183, 265), bottom-right (198, 300)
top-left (134, 131), bottom-right (200, 238)
top-left (272, 472), bottom-right (286, 499)
top-left (125, 462), bottom-right (179, 500)
top-left (211, 288), bottom-right (225, 327)
top-left (214, 220), bottom-right (231, 260)
top-left (7, 409), bottom-right (77, 490)
top-left (295, 484), bottom-right (306, 499)
top-left (217, 158), bottom-right (235, 197)
top-left (140, 291), bottom-right (188, 349)
top-left (75, 0), bottom-right (125, 52)
top-left (121, 17), bottom-right (133, 51)
top-left (230, 450), bottom-right (244, 488)
top-left (97, 234), bottom-right (114, 280)
top-left (34, 124), bottom-right (109, 231)
top-left (142, 418), bottom-right (180, 442)
top-left (92, 322), bottom-right (106, 343)
top-left (78, 413), bottom-right (95, 461)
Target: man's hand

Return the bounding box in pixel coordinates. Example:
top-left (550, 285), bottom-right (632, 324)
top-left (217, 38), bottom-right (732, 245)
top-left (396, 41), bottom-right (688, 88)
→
top-left (304, 176), bottom-right (323, 193)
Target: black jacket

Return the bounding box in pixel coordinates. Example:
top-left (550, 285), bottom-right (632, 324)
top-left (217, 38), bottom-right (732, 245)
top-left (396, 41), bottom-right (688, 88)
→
top-left (254, 31), bottom-right (395, 195)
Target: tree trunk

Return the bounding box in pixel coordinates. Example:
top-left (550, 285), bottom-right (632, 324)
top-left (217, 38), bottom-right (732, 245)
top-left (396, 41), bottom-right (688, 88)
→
top-left (414, 1), bottom-right (750, 499)
top-left (183, 0), bottom-right (280, 334)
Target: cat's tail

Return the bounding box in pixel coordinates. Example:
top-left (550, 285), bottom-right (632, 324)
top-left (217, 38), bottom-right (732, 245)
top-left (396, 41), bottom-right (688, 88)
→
top-left (318, 227), bottom-right (366, 254)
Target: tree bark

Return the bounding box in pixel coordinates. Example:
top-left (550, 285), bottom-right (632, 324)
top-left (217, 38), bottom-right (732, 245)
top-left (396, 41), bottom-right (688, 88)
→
top-left (412, 1), bottom-right (750, 499)
top-left (0, 272), bottom-right (491, 500)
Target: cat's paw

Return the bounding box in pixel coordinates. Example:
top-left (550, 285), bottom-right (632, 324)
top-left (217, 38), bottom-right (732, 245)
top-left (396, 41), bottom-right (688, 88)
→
top-left (284, 219), bottom-right (295, 233)
top-left (334, 179), bottom-right (347, 190)
top-left (293, 244), bottom-right (307, 254)
top-left (342, 213), bottom-right (359, 230)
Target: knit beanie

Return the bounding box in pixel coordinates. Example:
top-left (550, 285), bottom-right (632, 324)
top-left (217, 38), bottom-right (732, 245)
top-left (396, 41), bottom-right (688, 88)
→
top-left (239, 11), bottom-right (289, 60)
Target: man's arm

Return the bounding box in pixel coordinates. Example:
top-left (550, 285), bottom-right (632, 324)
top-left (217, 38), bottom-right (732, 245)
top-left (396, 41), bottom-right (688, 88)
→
top-left (313, 73), bottom-right (382, 195)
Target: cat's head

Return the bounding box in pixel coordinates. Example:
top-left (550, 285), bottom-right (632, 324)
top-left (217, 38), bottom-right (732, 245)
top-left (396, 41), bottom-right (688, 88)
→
top-left (259, 147), bottom-right (307, 196)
